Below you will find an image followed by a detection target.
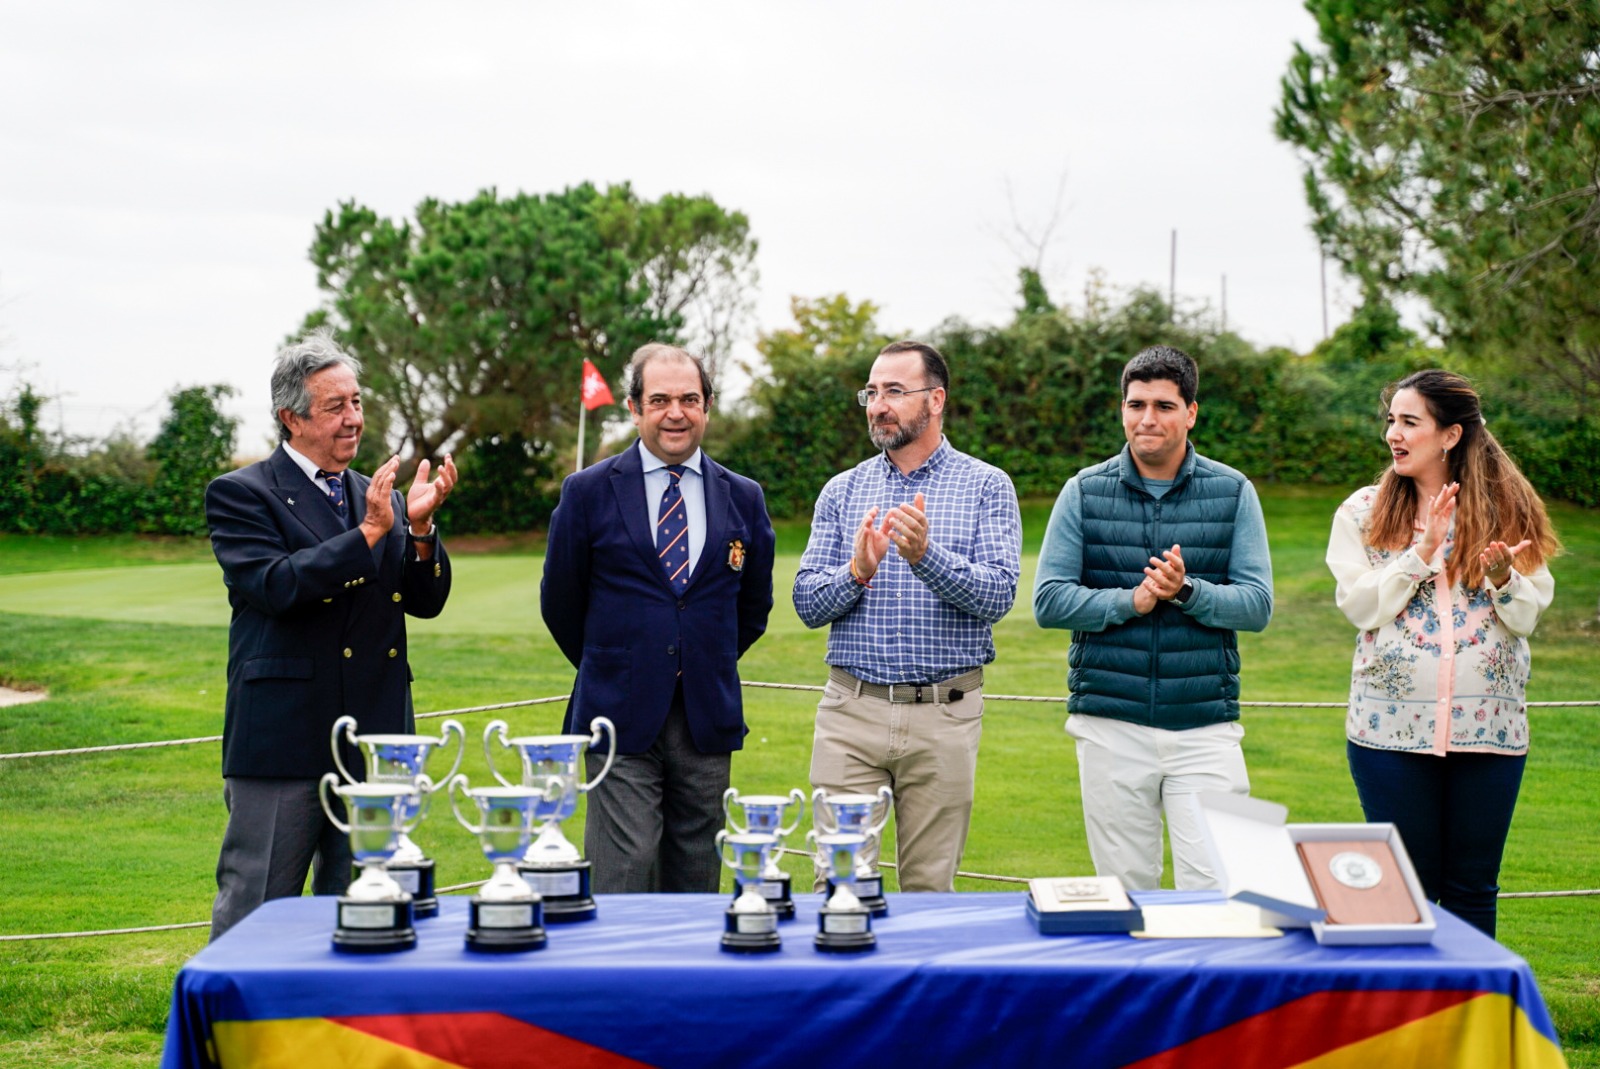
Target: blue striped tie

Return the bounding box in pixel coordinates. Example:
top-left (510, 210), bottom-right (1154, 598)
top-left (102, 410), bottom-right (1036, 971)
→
top-left (656, 465), bottom-right (690, 593)
top-left (317, 469), bottom-right (348, 521)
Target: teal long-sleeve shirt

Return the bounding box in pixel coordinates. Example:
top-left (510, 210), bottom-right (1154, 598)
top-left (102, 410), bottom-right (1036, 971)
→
top-left (1031, 469), bottom-right (1273, 635)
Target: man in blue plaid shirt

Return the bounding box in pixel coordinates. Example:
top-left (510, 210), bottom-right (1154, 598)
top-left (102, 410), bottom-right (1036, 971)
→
top-left (793, 340), bottom-right (1021, 891)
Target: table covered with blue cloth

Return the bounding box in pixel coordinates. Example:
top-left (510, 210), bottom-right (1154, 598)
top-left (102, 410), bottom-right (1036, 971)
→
top-left (161, 891), bottom-right (1567, 1068)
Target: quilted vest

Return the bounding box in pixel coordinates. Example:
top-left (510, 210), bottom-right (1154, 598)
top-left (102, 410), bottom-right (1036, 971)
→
top-left (1069, 445), bottom-right (1244, 729)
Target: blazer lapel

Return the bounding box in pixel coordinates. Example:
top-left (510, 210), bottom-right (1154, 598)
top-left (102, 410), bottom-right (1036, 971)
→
top-left (610, 444), bottom-right (672, 592)
top-left (268, 448), bottom-right (347, 545)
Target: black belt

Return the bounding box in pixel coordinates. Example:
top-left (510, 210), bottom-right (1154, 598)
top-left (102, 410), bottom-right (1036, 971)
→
top-left (829, 666), bottom-right (983, 704)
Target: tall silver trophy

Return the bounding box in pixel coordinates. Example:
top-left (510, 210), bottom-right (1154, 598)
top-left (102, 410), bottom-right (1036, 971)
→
top-left (715, 830), bottom-right (782, 953)
top-left (483, 715), bottom-right (615, 922)
top-left (812, 786), bottom-right (893, 917)
top-left (807, 830), bottom-right (876, 953)
top-left (449, 775), bottom-right (562, 953)
top-left (722, 787), bottom-right (805, 921)
top-left (331, 715), bottom-right (465, 918)
top-left (318, 773), bottom-right (435, 953)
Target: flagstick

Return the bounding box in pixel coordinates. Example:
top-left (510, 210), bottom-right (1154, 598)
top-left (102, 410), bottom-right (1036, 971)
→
top-left (576, 399), bottom-right (587, 472)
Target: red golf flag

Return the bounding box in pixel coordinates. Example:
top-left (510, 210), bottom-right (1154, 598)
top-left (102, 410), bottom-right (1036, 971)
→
top-left (580, 360), bottom-right (615, 410)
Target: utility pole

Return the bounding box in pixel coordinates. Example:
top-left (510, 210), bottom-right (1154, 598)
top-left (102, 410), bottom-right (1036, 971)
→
top-left (1221, 274), bottom-right (1228, 334)
top-left (1320, 254), bottom-right (1330, 341)
top-left (1168, 229), bottom-right (1177, 322)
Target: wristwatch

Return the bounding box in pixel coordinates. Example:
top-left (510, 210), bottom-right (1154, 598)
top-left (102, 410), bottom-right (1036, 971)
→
top-left (1173, 579), bottom-right (1196, 606)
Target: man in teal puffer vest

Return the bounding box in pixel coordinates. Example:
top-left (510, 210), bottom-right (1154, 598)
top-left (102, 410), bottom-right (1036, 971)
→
top-left (1032, 346), bottom-right (1273, 890)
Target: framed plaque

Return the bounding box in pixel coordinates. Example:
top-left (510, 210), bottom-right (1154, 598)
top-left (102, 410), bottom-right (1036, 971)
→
top-left (1295, 841), bottom-right (1420, 925)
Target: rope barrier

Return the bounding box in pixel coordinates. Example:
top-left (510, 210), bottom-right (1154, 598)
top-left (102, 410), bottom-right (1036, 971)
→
top-left (3, 685), bottom-right (1595, 937)
top-left (4, 684), bottom-right (1597, 761)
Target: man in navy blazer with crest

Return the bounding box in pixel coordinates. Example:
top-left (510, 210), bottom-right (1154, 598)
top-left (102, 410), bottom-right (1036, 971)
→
top-left (542, 343), bottom-right (775, 892)
top-left (205, 329), bottom-right (457, 937)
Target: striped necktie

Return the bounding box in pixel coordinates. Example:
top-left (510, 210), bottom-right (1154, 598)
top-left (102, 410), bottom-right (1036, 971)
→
top-left (316, 469), bottom-right (348, 521)
top-left (655, 464), bottom-right (690, 593)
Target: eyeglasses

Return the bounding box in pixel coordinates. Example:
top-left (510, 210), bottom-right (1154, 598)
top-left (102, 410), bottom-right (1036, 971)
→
top-left (641, 394), bottom-right (705, 412)
top-left (857, 386), bottom-right (937, 407)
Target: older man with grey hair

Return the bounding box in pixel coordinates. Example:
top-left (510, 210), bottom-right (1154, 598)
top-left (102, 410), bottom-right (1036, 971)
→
top-left (205, 328), bottom-right (458, 939)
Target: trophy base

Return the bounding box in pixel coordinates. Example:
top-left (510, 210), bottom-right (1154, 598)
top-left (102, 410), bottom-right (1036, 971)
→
top-left (386, 859), bottom-right (438, 919)
top-left (721, 908), bottom-right (782, 954)
top-left (826, 872), bottom-right (888, 918)
top-left (465, 897), bottom-right (548, 953)
top-left (331, 898), bottom-right (417, 954)
top-left (814, 906), bottom-right (875, 953)
top-left (735, 873), bottom-right (796, 921)
top-left (519, 859), bottom-right (597, 923)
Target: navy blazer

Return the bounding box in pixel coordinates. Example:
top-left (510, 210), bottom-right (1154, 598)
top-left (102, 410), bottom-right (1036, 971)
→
top-left (206, 447), bottom-right (451, 779)
top-left (540, 443), bottom-right (776, 755)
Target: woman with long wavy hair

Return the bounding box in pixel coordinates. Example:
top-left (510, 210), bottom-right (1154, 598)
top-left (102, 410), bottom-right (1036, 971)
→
top-left (1326, 369), bottom-right (1560, 937)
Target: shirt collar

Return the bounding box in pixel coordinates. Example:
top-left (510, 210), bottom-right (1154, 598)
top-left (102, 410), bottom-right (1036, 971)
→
top-left (877, 436), bottom-right (952, 478)
top-left (282, 441), bottom-right (332, 483)
top-left (637, 440), bottom-right (704, 476)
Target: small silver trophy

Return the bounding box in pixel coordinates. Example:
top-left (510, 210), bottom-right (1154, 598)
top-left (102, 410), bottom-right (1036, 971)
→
top-left (449, 775), bottom-right (562, 953)
top-left (715, 830), bottom-right (782, 954)
top-left (483, 716), bottom-right (615, 922)
top-left (317, 773), bottom-right (435, 953)
top-left (723, 787), bottom-right (805, 921)
top-left (807, 830), bottom-right (875, 953)
top-left (812, 786), bottom-right (893, 917)
top-left (331, 715), bottom-right (465, 918)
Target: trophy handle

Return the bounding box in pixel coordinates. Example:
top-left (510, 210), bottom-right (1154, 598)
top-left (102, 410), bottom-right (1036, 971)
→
top-left (436, 719), bottom-right (467, 783)
top-left (539, 774), bottom-right (565, 805)
top-left (869, 785), bottom-right (894, 838)
top-left (447, 774), bottom-right (482, 834)
top-left (483, 720), bottom-right (515, 787)
top-left (722, 787), bottom-right (743, 833)
top-left (811, 788), bottom-right (835, 833)
top-left (580, 716), bottom-right (617, 792)
top-left (715, 828), bottom-right (730, 863)
top-left (318, 772), bottom-right (350, 833)
top-left (403, 774), bottom-right (435, 832)
top-left (330, 716), bottom-right (359, 784)
top-left (779, 787), bottom-right (806, 838)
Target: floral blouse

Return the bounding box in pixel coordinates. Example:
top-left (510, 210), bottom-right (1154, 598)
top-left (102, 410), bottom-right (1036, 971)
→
top-left (1327, 486), bottom-right (1555, 756)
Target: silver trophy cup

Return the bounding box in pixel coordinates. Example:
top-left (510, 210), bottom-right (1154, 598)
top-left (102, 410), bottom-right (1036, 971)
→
top-left (807, 830), bottom-right (875, 953)
top-left (715, 830), bottom-right (782, 953)
top-left (483, 715), bottom-right (616, 922)
top-left (331, 714), bottom-right (465, 918)
top-left (318, 773), bottom-right (434, 953)
top-left (449, 775), bottom-right (563, 952)
top-left (723, 787), bottom-right (805, 920)
top-left (812, 786), bottom-right (893, 916)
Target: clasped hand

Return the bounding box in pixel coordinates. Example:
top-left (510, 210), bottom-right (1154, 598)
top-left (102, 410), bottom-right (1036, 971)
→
top-left (853, 492), bottom-right (928, 581)
top-left (1134, 544), bottom-right (1185, 615)
top-left (360, 454), bottom-right (459, 547)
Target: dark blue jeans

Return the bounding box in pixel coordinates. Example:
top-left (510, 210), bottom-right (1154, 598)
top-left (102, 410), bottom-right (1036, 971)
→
top-left (1346, 742), bottom-right (1525, 938)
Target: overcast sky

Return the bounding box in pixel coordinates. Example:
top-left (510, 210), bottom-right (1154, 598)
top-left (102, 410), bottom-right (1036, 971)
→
top-left (1, 0), bottom-right (1351, 455)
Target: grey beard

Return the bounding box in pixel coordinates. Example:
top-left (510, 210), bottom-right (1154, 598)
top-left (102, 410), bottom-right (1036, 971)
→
top-left (869, 405), bottom-right (929, 452)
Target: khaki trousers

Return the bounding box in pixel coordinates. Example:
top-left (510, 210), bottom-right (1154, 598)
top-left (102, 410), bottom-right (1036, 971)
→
top-left (809, 671), bottom-right (984, 892)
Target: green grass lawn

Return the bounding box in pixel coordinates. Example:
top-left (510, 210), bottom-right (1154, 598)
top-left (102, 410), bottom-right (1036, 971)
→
top-left (1, 485), bottom-right (1596, 1067)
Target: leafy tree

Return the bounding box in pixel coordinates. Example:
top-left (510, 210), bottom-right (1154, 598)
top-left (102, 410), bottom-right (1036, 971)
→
top-left (1276, 0), bottom-right (1600, 411)
top-left (304, 183), bottom-right (756, 470)
top-left (146, 385), bottom-right (239, 535)
top-left (715, 295), bottom-right (890, 517)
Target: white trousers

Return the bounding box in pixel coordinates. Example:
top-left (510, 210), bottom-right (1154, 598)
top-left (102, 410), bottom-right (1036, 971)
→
top-left (1066, 714), bottom-right (1249, 891)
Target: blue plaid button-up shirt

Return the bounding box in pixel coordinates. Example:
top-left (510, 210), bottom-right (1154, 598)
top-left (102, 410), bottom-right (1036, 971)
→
top-left (793, 439), bottom-right (1021, 685)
